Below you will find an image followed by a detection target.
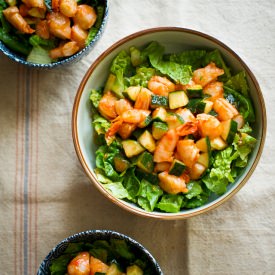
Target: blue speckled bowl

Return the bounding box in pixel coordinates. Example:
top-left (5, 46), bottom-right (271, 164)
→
top-left (37, 229), bottom-right (163, 275)
top-left (0, 1), bottom-right (108, 68)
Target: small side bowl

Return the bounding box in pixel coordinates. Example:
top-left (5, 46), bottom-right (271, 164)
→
top-left (37, 229), bottom-right (163, 275)
top-left (0, 1), bottom-right (108, 68)
top-left (72, 27), bottom-right (266, 219)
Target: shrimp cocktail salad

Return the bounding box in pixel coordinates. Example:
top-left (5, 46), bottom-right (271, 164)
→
top-left (89, 41), bottom-right (257, 213)
top-left (0, 0), bottom-right (105, 63)
top-left (49, 238), bottom-right (153, 274)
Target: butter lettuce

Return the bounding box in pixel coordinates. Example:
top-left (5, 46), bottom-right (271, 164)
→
top-left (157, 194), bottom-right (183, 213)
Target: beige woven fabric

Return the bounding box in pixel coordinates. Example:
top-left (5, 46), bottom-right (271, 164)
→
top-left (0, 1), bottom-right (275, 274)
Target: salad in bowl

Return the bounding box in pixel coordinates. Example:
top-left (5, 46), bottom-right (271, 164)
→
top-left (88, 41), bottom-right (257, 213)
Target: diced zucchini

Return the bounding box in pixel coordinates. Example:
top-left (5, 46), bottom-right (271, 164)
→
top-left (186, 98), bottom-right (201, 113)
top-left (150, 95), bottom-right (169, 108)
top-left (104, 73), bottom-right (124, 99)
top-left (152, 107), bottom-right (167, 122)
top-left (126, 265), bottom-right (143, 275)
top-left (196, 100), bottom-right (213, 114)
top-left (152, 121), bottom-right (168, 140)
top-left (221, 119), bottom-right (238, 144)
top-left (196, 136), bottom-right (211, 153)
top-left (168, 91), bottom-right (189, 109)
top-left (122, 140), bottom-right (145, 158)
top-left (210, 136), bottom-right (227, 150)
top-left (123, 86), bottom-right (141, 101)
top-left (168, 159), bottom-right (186, 176)
top-left (138, 130), bottom-right (156, 153)
top-left (186, 85), bottom-right (203, 98)
top-left (197, 152), bottom-right (209, 168)
top-left (135, 168), bottom-right (159, 185)
top-left (107, 263), bottom-right (123, 275)
top-left (208, 109), bottom-right (218, 117)
top-left (138, 115), bottom-right (152, 128)
top-left (131, 128), bottom-right (143, 139)
top-left (166, 112), bottom-right (184, 129)
top-left (114, 155), bottom-right (131, 172)
top-left (136, 151), bottom-right (154, 173)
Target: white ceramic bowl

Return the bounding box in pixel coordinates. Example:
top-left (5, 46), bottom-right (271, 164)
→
top-left (72, 27), bottom-right (266, 219)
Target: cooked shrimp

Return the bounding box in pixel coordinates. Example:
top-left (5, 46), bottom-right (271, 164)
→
top-left (60, 0), bottom-right (77, 17)
top-left (193, 62), bottom-right (224, 87)
top-left (49, 41), bottom-right (79, 59)
top-left (213, 98), bottom-right (239, 121)
top-left (73, 5), bottom-right (97, 30)
top-left (71, 24), bottom-right (88, 48)
top-left (67, 252), bottom-right (90, 275)
top-left (19, 4), bottom-right (29, 17)
top-left (121, 109), bottom-right (150, 124)
top-left (175, 108), bottom-right (196, 123)
top-left (203, 81), bottom-right (224, 102)
top-left (114, 99), bottom-right (133, 116)
top-left (176, 139), bottom-right (200, 168)
top-left (154, 129), bottom-right (179, 163)
top-left (106, 109), bottom-right (150, 139)
top-left (98, 91), bottom-right (118, 120)
top-left (134, 88), bottom-right (152, 110)
top-left (197, 113), bottom-right (223, 139)
top-left (158, 171), bottom-right (188, 194)
top-left (176, 121), bottom-right (198, 137)
top-left (175, 79), bottom-right (196, 91)
top-left (36, 20), bottom-right (50, 39)
top-left (118, 123), bottom-right (137, 139)
top-left (22, 0), bottom-right (46, 9)
top-left (148, 76), bottom-right (175, 96)
top-left (90, 256), bottom-right (109, 275)
top-left (3, 7), bottom-right (35, 34)
top-left (47, 12), bottom-right (71, 40)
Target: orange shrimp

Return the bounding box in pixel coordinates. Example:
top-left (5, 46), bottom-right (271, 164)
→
top-left (193, 62), bottom-right (224, 87)
top-left (158, 171), bottom-right (188, 194)
top-left (47, 11), bottom-right (71, 40)
top-left (98, 91), bottom-right (118, 120)
top-left (71, 24), bottom-right (88, 48)
top-left (197, 113), bottom-right (223, 139)
top-left (176, 121), bottom-right (198, 136)
top-left (73, 5), bottom-right (97, 30)
top-left (175, 108), bottom-right (196, 123)
top-left (213, 98), bottom-right (239, 121)
top-left (22, 0), bottom-right (46, 9)
top-left (203, 81), bottom-right (224, 102)
top-left (90, 256), bottom-right (109, 275)
top-left (189, 163), bottom-right (206, 180)
top-left (59, 0), bottom-right (77, 17)
top-left (134, 88), bottom-right (152, 110)
top-left (176, 139), bottom-right (200, 168)
top-left (153, 129), bottom-right (179, 163)
top-left (67, 252), bottom-right (90, 275)
top-left (114, 99), bottom-right (133, 115)
top-left (19, 4), bottom-right (30, 17)
top-left (36, 19), bottom-right (50, 39)
top-left (148, 76), bottom-right (175, 96)
top-left (121, 109), bottom-right (150, 124)
top-left (117, 123), bottom-right (137, 139)
top-left (3, 6), bottom-right (35, 34)
top-left (49, 41), bottom-right (79, 59)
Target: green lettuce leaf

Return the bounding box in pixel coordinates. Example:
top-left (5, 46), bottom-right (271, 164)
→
top-left (92, 114), bottom-right (110, 135)
top-left (157, 194), bottom-right (183, 213)
top-left (103, 182), bottom-right (131, 200)
top-left (141, 41), bottom-right (192, 84)
top-left (186, 181), bottom-right (203, 199)
top-left (122, 169), bottom-right (140, 202)
top-left (90, 89), bottom-right (103, 108)
top-left (225, 71), bottom-right (249, 96)
top-left (168, 49), bottom-right (206, 70)
top-left (129, 67), bottom-right (155, 87)
top-left (110, 239), bottom-right (135, 260)
top-left (49, 254), bottom-right (72, 275)
top-left (137, 179), bottom-right (163, 211)
top-left (224, 86), bottom-right (255, 122)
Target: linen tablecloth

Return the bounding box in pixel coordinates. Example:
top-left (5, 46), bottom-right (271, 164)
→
top-left (1, 1), bottom-right (275, 274)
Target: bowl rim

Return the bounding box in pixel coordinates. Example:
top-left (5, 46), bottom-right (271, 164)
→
top-left (37, 229), bottom-right (163, 274)
top-left (72, 27), bottom-right (267, 220)
top-left (0, 0), bottom-right (109, 68)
